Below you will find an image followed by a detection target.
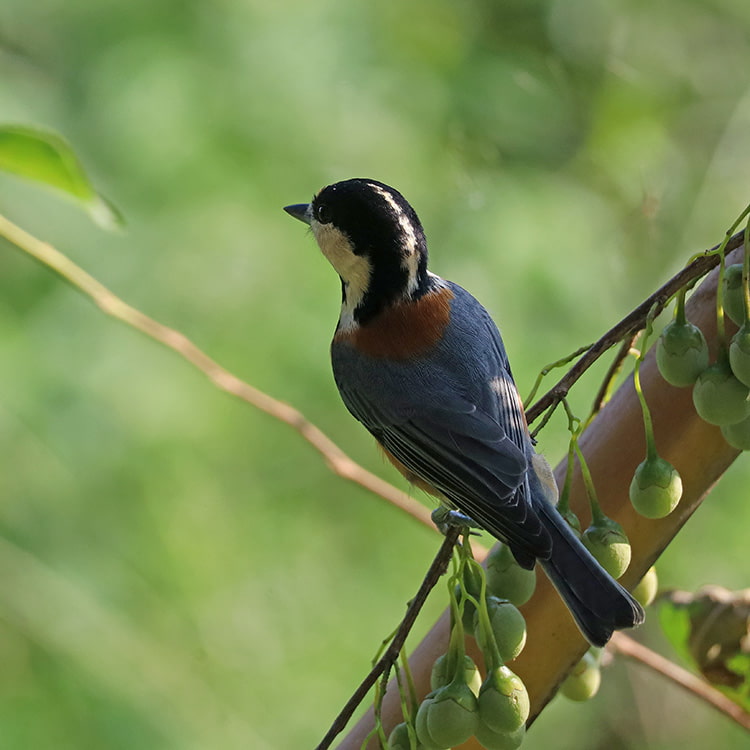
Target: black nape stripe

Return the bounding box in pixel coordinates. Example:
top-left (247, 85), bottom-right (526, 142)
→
top-left (314, 179), bottom-right (431, 325)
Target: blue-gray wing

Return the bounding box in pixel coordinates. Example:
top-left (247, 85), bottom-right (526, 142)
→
top-left (339, 383), bottom-right (551, 559)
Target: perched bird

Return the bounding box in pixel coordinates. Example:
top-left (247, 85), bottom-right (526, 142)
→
top-left (284, 178), bottom-right (644, 646)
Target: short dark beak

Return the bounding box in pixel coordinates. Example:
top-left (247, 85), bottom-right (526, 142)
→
top-left (283, 203), bottom-right (311, 225)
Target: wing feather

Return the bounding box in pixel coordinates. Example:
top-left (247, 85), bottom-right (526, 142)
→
top-left (340, 384), bottom-right (550, 558)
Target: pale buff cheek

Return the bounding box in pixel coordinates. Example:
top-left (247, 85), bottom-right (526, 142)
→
top-left (312, 221), bottom-right (371, 311)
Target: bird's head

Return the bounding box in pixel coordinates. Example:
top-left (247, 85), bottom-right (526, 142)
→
top-left (285, 179), bottom-right (430, 327)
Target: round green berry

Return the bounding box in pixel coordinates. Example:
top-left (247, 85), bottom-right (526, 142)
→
top-left (656, 319), bottom-right (709, 387)
top-left (477, 666), bottom-right (529, 735)
top-left (486, 543), bottom-right (537, 606)
top-left (416, 681), bottom-right (478, 749)
top-left (559, 505), bottom-right (582, 537)
top-left (474, 721), bottom-right (526, 750)
top-left (692, 359), bottom-right (750, 426)
top-left (629, 456), bottom-right (682, 518)
top-left (721, 413), bottom-right (750, 450)
top-left (560, 650), bottom-right (601, 702)
top-left (431, 653), bottom-right (482, 696)
top-left (724, 263), bottom-right (746, 326)
top-left (387, 722), bottom-right (416, 750)
top-left (729, 323), bottom-right (750, 388)
top-left (474, 596), bottom-right (527, 663)
top-left (582, 518), bottom-right (631, 578)
top-left (632, 566), bottom-right (659, 607)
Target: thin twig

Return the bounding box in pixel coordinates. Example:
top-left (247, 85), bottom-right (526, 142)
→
top-left (314, 527), bottom-right (460, 750)
top-left (609, 632), bottom-right (750, 732)
top-left (526, 231), bottom-right (745, 425)
top-left (589, 332), bottom-right (640, 420)
top-left (0, 213), bottom-right (434, 532)
top-left (2, 212), bottom-right (747, 737)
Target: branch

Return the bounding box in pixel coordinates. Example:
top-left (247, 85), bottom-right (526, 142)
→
top-left (315, 526), bottom-right (461, 750)
top-left (0, 212), bottom-right (433, 531)
top-left (609, 632), bottom-right (750, 732)
top-left (341, 242), bottom-right (746, 748)
top-left (525, 231), bottom-right (745, 425)
top-left (1, 212), bottom-right (745, 745)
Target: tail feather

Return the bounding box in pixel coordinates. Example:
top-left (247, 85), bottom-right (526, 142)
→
top-left (535, 500), bottom-right (645, 647)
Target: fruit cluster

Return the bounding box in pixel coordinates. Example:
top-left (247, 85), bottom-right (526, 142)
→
top-left (658, 262), bottom-right (750, 450)
top-left (388, 544), bottom-right (534, 749)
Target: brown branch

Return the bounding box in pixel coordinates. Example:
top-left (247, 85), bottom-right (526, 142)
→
top-left (342, 242), bottom-right (746, 748)
top-left (0, 213), bottom-right (433, 531)
top-left (2, 212), bottom-right (746, 744)
top-left (609, 632), bottom-right (750, 732)
top-left (314, 526), bottom-right (461, 750)
top-left (525, 231), bottom-right (745, 425)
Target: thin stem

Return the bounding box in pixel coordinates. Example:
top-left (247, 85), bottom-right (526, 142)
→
top-left (524, 344), bottom-right (592, 409)
top-left (557, 434), bottom-right (577, 517)
top-left (609, 632), bottom-right (750, 733)
top-left (588, 333), bottom-right (640, 424)
top-left (574, 440), bottom-right (604, 524)
top-left (526, 229), bottom-right (746, 425)
top-left (400, 649), bottom-right (418, 721)
top-left (464, 556), bottom-right (504, 672)
top-left (315, 527), bottom-right (460, 750)
top-left (0, 213), bottom-right (436, 532)
top-left (674, 287), bottom-right (688, 326)
top-left (743, 215), bottom-right (750, 326)
top-left (633, 306), bottom-right (659, 462)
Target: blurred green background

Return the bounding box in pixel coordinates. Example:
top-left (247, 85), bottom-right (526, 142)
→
top-left (1, 1), bottom-right (749, 748)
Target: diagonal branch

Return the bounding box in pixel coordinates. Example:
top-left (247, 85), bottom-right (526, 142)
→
top-left (525, 231), bottom-right (745, 425)
top-left (314, 527), bottom-right (460, 750)
top-left (2, 212), bottom-right (747, 741)
top-left (609, 632), bottom-right (750, 732)
top-left (0, 212), bottom-right (433, 531)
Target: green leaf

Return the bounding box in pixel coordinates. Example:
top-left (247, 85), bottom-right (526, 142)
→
top-left (659, 587), bottom-right (750, 713)
top-left (0, 124), bottom-right (124, 229)
top-left (657, 597), bottom-right (692, 662)
top-left (725, 653), bottom-right (750, 711)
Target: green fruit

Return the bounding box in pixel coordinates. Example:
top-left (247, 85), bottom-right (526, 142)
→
top-left (431, 653), bottom-right (482, 696)
top-left (729, 323), bottom-right (750, 387)
top-left (582, 517), bottom-right (631, 578)
top-left (723, 263), bottom-right (746, 326)
top-left (485, 543), bottom-right (537, 606)
top-left (632, 566), bottom-right (659, 607)
top-left (477, 666), bottom-right (529, 735)
top-left (559, 505), bottom-right (582, 537)
top-left (560, 650), bottom-right (601, 702)
top-left (415, 681), bottom-right (478, 749)
top-left (413, 692), bottom-right (444, 749)
top-left (474, 596), bottom-right (527, 663)
top-left (721, 413), bottom-right (750, 450)
top-left (656, 319), bottom-right (710, 387)
top-left (387, 722), bottom-right (417, 750)
top-left (474, 721), bottom-right (525, 750)
top-left (629, 456), bottom-right (682, 518)
top-left (692, 359), bottom-right (750, 426)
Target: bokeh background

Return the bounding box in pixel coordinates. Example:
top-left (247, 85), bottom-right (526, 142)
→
top-left (1, 1), bottom-right (749, 748)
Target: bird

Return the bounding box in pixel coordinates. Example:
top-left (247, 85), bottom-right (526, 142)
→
top-left (284, 178), bottom-right (644, 646)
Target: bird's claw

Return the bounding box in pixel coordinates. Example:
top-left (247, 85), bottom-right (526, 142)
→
top-left (431, 507), bottom-right (480, 535)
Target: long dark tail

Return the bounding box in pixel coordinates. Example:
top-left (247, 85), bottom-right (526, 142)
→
top-left (535, 499), bottom-right (645, 647)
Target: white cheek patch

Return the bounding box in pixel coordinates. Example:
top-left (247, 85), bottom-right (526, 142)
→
top-left (312, 220), bottom-right (371, 331)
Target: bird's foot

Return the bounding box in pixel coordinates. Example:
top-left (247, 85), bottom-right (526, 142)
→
top-left (431, 507), bottom-right (480, 535)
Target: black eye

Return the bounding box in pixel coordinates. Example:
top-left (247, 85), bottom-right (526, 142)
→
top-left (315, 203), bottom-right (333, 224)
